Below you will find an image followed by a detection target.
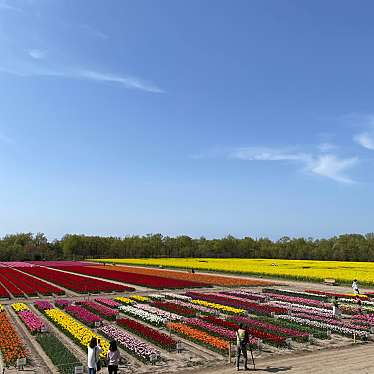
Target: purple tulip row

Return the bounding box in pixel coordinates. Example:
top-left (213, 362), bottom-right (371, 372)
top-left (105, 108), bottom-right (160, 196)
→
top-left (34, 300), bottom-right (54, 311)
top-left (95, 297), bottom-right (121, 308)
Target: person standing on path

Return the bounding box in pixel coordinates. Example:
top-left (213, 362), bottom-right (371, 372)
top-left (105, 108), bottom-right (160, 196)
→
top-left (88, 337), bottom-right (102, 374)
top-left (236, 323), bottom-right (249, 371)
top-left (106, 340), bottom-right (120, 374)
top-left (352, 279), bottom-right (360, 294)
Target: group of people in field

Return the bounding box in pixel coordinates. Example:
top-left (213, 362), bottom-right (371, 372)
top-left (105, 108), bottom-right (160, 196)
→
top-left (87, 337), bottom-right (120, 374)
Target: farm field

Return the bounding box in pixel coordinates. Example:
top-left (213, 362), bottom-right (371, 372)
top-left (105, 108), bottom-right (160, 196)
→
top-left (92, 258), bottom-right (374, 286)
top-left (0, 261), bottom-right (374, 373)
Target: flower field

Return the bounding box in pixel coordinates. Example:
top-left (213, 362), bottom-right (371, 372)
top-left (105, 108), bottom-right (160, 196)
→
top-left (0, 308), bottom-right (28, 366)
top-left (92, 264), bottom-right (274, 287)
top-left (20, 266), bottom-right (134, 293)
top-left (53, 265), bottom-right (207, 289)
top-left (94, 258), bottom-right (374, 285)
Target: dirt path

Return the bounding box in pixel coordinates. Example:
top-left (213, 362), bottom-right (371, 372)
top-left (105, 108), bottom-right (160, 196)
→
top-left (190, 342), bottom-right (374, 374)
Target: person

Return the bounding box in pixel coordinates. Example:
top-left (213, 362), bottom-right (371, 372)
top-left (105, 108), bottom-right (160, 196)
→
top-left (88, 337), bottom-right (102, 374)
top-left (236, 323), bottom-right (249, 371)
top-left (352, 279), bottom-right (360, 294)
top-left (332, 296), bottom-right (341, 318)
top-left (356, 296), bottom-right (363, 315)
top-left (106, 340), bottom-right (120, 374)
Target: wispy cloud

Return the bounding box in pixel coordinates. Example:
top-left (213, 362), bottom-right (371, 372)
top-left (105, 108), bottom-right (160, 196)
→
top-left (80, 24), bottom-right (108, 40)
top-left (0, 62), bottom-right (164, 93)
top-left (0, 0), bottom-right (22, 12)
top-left (204, 146), bottom-right (358, 184)
top-left (318, 143), bottom-right (337, 152)
top-left (354, 132), bottom-right (374, 150)
top-left (28, 49), bottom-right (47, 60)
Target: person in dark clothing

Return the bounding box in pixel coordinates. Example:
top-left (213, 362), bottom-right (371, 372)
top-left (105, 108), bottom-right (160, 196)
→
top-left (236, 323), bottom-right (249, 371)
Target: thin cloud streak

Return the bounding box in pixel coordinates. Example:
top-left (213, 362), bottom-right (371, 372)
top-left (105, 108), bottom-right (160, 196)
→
top-left (80, 24), bottom-right (108, 40)
top-left (0, 63), bottom-right (164, 93)
top-left (221, 146), bottom-right (357, 184)
top-left (28, 49), bottom-right (47, 60)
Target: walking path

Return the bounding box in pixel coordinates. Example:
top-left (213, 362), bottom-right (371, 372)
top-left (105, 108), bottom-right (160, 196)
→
top-left (192, 342), bottom-right (374, 374)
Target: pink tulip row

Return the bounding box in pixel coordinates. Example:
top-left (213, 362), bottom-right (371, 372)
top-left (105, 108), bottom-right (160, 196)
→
top-left (95, 297), bottom-right (121, 308)
top-left (220, 291), bottom-right (267, 302)
top-left (64, 304), bottom-right (102, 326)
top-left (264, 292), bottom-right (330, 309)
top-left (34, 300), bottom-right (54, 311)
top-left (18, 310), bottom-right (46, 334)
top-left (78, 301), bottom-right (118, 320)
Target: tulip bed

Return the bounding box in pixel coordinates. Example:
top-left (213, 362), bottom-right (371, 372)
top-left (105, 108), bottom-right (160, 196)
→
top-left (55, 265), bottom-right (206, 289)
top-left (200, 315), bottom-right (286, 346)
top-left (64, 304), bottom-right (102, 327)
top-left (17, 310), bottom-right (46, 334)
top-left (278, 315), bottom-right (369, 340)
top-left (191, 299), bottom-right (245, 315)
top-left (21, 266), bottom-right (134, 293)
top-left (77, 301), bottom-right (118, 320)
top-left (167, 322), bottom-right (229, 353)
top-left (0, 284), bottom-right (10, 299)
top-left (0, 309), bottom-right (28, 366)
top-left (34, 301), bottom-right (54, 311)
top-left (11, 303), bottom-right (29, 312)
top-left (220, 290), bottom-right (267, 302)
top-left (1, 267), bottom-right (64, 296)
top-left (0, 304), bottom-right (3, 312)
top-left (115, 296), bottom-right (135, 305)
top-left (152, 301), bottom-right (197, 317)
top-left (55, 299), bottom-right (73, 308)
top-left (119, 305), bottom-right (167, 326)
top-left (117, 317), bottom-right (177, 351)
top-left (95, 297), bottom-right (121, 308)
top-left (164, 293), bottom-right (192, 301)
top-left (0, 273), bottom-right (25, 297)
top-left (98, 324), bottom-right (160, 363)
top-left (44, 308), bottom-right (109, 358)
top-left (36, 333), bottom-right (81, 374)
top-left (136, 303), bottom-right (184, 321)
top-left (168, 299), bottom-right (216, 315)
top-left (130, 295), bottom-right (150, 302)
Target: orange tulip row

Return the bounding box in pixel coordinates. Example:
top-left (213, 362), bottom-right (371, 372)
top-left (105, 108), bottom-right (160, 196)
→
top-left (167, 322), bottom-right (229, 352)
top-left (0, 310), bottom-right (28, 366)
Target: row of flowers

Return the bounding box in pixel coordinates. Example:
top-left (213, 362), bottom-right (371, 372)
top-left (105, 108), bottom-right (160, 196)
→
top-left (164, 292), bottom-right (192, 301)
top-left (95, 297), bottom-right (121, 308)
top-left (114, 296), bottom-right (136, 305)
top-left (191, 299), bottom-right (245, 315)
top-left (77, 301), bottom-right (118, 320)
top-left (21, 266), bottom-right (133, 294)
top-left (34, 301), bottom-right (54, 311)
top-left (0, 267), bottom-right (64, 296)
top-left (0, 308), bottom-right (28, 365)
top-left (136, 303), bottom-right (184, 321)
top-left (117, 317), bottom-right (176, 351)
top-left (220, 290), bottom-right (267, 302)
top-left (18, 310), bottom-right (47, 334)
top-left (278, 315), bottom-right (369, 340)
top-left (119, 305), bottom-right (167, 326)
top-left (152, 301), bottom-right (197, 317)
top-left (98, 324), bottom-right (160, 363)
top-left (164, 299), bottom-right (216, 315)
top-left (44, 308), bottom-right (109, 358)
top-left (166, 322), bottom-right (230, 353)
top-left (11, 303), bottom-right (29, 312)
top-left (64, 304), bottom-right (102, 327)
top-left (130, 295), bottom-right (150, 303)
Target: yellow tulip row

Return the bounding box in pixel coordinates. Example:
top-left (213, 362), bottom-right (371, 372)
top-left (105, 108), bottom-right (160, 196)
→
top-left (0, 305), bottom-right (3, 312)
top-left (45, 308), bottom-right (109, 357)
top-left (192, 299), bottom-right (245, 315)
top-left (130, 295), bottom-right (149, 302)
top-left (114, 296), bottom-right (135, 304)
top-left (11, 303), bottom-right (29, 312)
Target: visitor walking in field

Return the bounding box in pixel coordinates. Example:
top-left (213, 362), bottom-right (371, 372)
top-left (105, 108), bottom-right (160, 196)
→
top-left (356, 296), bottom-right (363, 315)
top-left (352, 279), bottom-right (360, 294)
top-left (106, 340), bottom-right (120, 374)
top-left (87, 337), bottom-right (102, 374)
top-left (332, 296), bottom-right (341, 318)
top-left (236, 323), bottom-right (249, 371)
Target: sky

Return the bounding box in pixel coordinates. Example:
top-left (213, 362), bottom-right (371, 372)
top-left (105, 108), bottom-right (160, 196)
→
top-left (1, 0), bottom-right (374, 240)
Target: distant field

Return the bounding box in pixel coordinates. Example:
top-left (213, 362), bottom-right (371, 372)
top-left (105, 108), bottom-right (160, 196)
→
top-left (91, 258), bottom-right (374, 286)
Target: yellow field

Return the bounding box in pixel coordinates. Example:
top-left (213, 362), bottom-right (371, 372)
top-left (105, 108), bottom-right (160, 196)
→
top-left (91, 258), bottom-right (374, 286)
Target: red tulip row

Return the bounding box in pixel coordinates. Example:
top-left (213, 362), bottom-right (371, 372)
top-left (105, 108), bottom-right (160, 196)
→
top-left (0, 267), bottom-right (64, 297)
top-left (152, 301), bottom-right (197, 317)
top-left (77, 301), bottom-right (118, 320)
top-left (53, 265), bottom-right (207, 289)
top-left (20, 266), bottom-right (134, 294)
top-left (117, 317), bottom-right (176, 351)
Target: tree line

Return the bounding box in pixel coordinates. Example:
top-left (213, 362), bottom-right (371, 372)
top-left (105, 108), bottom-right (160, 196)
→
top-left (1, 232), bottom-right (374, 262)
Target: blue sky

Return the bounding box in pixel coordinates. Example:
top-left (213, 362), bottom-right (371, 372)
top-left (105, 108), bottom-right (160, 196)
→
top-left (1, 0), bottom-right (374, 240)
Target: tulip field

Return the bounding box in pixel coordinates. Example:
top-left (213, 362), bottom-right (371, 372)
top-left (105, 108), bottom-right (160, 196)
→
top-left (94, 258), bottom-right (374, 286)
top-left (0, 261), bottom-right (374, 373)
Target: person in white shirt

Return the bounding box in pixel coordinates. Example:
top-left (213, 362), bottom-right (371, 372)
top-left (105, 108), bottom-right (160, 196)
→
top-left (88, 337), bottom-right (102, 374)
top-left (352, 279), bottom-right (360, 294)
